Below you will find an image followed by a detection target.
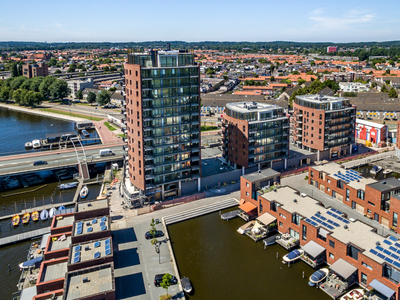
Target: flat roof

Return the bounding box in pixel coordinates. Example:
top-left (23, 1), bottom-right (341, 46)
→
top-left (242, 169), bottom-right (280, 182)
top-left (74, 216), bottom-right (109, 236)
top-left (226, 102), bottom-right (281, 113)
top-left (312, 163), bottom-right (376, 190)
top-left (54, 215), bottom-right (74, 228)
top-left (76, 199), bottom-right (108, 213)
top-left (48, 235), bottom-right (72, 252)
top-left (356, 118), bottom-right (386, 129)
top-left (41, 261), bottom-right (68, 282)
top-left (65, 263), bottom-right (113, 300)
top-left (296, 94), bottom-right (347, 103)
top-left (70, 237), bottom-right (112, 265)
top-left (367, 177), bottom-right (400, 192)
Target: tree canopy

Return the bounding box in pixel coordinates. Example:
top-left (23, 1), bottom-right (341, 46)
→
top-left (96, 90), bottom-right (111, 106)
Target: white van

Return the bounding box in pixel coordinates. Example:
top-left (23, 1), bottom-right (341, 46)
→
top-left (99, 149), bottom-right (115, 157)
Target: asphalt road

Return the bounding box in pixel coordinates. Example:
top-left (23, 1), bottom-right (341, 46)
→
top-left (0, 145), bottom-right (125, 175)
top-left (44, 102), bottom-right (120, 118)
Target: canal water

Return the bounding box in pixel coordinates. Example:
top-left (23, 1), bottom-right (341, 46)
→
top-left (0, 107), bottom-right (74, 157)
top-left (168, 210), bottom-right (331, 300)
top-left (354, 165), bottom-right (400, 180)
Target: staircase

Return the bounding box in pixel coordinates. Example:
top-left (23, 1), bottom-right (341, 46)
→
top-left (163, 198), bottom-right (239, 225)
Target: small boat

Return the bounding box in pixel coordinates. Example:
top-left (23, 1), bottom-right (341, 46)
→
top-left (263, 235), bottom-right (277, 246)
top-left (97, 195), bottom-right (107, 200)
top-left (31, 211), bottom-right (39, 222)
top-left (49, 208), bottom-right (57, 219)
top-left (370, 166), bottom-right (382, 175)
top-left (25, 142), bottom-right (33, 148)
top-left (80, 185), bottom-right (89, 199)
top-left (308, 268), bottom-right (329, 286)
top-left (12, 215), bottom-right (20, 226)
top-left (181, 276), bottom-right (192, 294)
top-left (340, 288), bottom-right (364, 300)
top-left (32, 139), bottom-right (41, 149)
top-left (58, 205), bottom-right (65, 211)
top-left (22, 213), bottom-right (30, 224)
top-left (82, 129), bottom-right (90, 137)
top-left (59, 182), bottom-right (79, 190)
top-left (383, 169), bottom-right (393, 175)
top-left (40, 209), bottom-right (49, 221)
top-left (283, 249), bottom-right (304, 264)
top-left (19, 256), bottom-right (43, 269)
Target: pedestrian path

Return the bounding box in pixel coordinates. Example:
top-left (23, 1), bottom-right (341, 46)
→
top-left (342, 151), bottom-right (395, 168)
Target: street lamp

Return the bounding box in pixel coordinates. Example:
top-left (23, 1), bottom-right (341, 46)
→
top-left (155, 242), bottom-right (160, 264)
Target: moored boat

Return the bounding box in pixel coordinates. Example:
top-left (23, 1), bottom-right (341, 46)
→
top-left (308, 268), bottom-right (329, 286)
top-left (32, 139), bottom-right (41, 149)
top-left (40, 209), bottom-right (49, 221)
top-left (97, 195), bottom-right (107, 200)
top-left (19, 256), bottom-right (43, 269)
top-left (283, 249), bottom-right (304, 264)
top-left (12, 215), bottom-right (20, 226)
top-left (181, 276), bottom-right (192, 294)
top-left (25, 142), bottom-right (33, 148)
top-left (263, 235), bottom-right (277, 246)
top-left (383, 169), bottom-right (393, 175)
top-left (370, 166), bottom-right (382, 175)
top-left (82, 129), bottom-right (90, 137)
top-left (49, 207), bottom-right (57, 219)
top-left (59, 182), bottom-right (79, 190)
top-left (80, 185), bottom-right (89, 199)
top-left (58, 205), bottom-right (65, 211)
top-left (31, 211), bottom-right (39, 222)
top-left (22, 213), bottom-right (30, 224)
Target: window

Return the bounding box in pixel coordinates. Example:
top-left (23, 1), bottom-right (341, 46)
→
top-left (361, 273), bottom-right (367, 285)
top-left (384, 264), bottom-right (400, 284)
top-left (302, 225), bottom-right (307, 241)
top-left (352, 201), bottom-right (356, 209)
top-left (329, 240), bottom-right (335, 248)
top-left (289, 228), bottom-right (300, 240)
top-left (292, 213), bottom-right (300, 226)
top-left (337, 180), bottom-right (344, 189)
top-left (362, 262), bottom-right (372, 270)
top-left (271, 202), bottom-right (277, 212)
top-left (279, 213), bottom-right (286, 219)
top-left (357, 190), bottom-right (365, 200)
top-left (368, 201), bottom-right (375, 207)
top-left (394, 212), bottom-right (398, 227)
top-left (327, 179), bottom-right (330, 183)
top-left (347, 244), bottom-right (360, 261)
top-left (346, 189), bottom-right (350, 202)
top-left (246, 192), bottom-right (249, 196)
top-left (311, 171), bottom-right (314, 177)
top-left (246, 182), bottom-right (249, 187)
top-left (260, 203), bottom-right (263, 213)
top-left (327, 187), bottom-right (330, 192)
top-left (367, 209), bottom-right (372, 214)
top-left (329, 253), bottom-right (334, 259)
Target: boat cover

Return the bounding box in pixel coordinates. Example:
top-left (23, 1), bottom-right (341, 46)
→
top-left (21, 256), bottom-right (43, 268)
top-left (287, 249), bottom-right (301, 260)
top-left (302, 240), bottom-right (326, 258)
top-left (181, 277), bottom-right (191, 289)
top-left (256, 212), bottom-right (276, 226)
top-left (330, 258), bottom-right (357, 279)
top-left (310, 270), bottom-right (326, 282)
top-left (40, 209), bottom-right (48, 220)
top-left (369, 279), bottom-right (395, 298)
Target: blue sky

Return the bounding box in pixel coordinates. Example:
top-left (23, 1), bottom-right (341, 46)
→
top-left (0, 0), bottom-right (399, 43)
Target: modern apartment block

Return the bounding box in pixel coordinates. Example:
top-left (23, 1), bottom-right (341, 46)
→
top-left (292, 95), bottom-right (356, 160)
top-left (124, 49), bottom-right (201, 201)
top-left (222, 102), bottom-right (290, 173)
top-left (22, 62), bottom-right (48, 78)
top-left (396, 120), bottom-right (400, 160)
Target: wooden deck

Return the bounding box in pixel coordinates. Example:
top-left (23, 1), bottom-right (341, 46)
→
top-left (0, 227), bottom-right (50, 247)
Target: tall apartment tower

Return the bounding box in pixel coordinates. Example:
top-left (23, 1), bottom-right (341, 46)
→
top-left (222, 102), bottom-right (290, 173)
top-left (292, 94), bottom-right (356, 160)
top-left (124, 49), bottom-right (201, 201)
top-left (396, 120), bottom-right (400, 160)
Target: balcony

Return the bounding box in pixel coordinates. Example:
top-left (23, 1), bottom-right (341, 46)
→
top-left (145, 174), bottom-right (155, 179)
top-left (191, 165), bottom-right (200, 171)
top-left (145, 155), bottom-right (154, 160)
top-left (145, 165), bottom-right (155, 171)
top-left (296, 120), bottom-right (303, 123)
top-left (191, 147), bottom-right (200, 152)
top-left (144, 127), bottom-right (154, 131)
top-left (143, 116), bottom-right (153, 122)
top-left (144, 136), bottom-right (154, 141)
top-left (191, 120), bottom-right (199, 125)
top-left (191, 156), bottom-right (200, 162)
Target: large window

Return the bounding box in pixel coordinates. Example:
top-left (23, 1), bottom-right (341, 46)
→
top-left (329, 240), bottom-right (335, 248)
top-left (292, 213), bottom-right (300, 226)
top-left (357, 190), bottom-right (365, 200)
top-left (289, 228), bottom-right (300, 240)
top-left (302, 225), bottom-right (307, 241)
top-left (337, 180), bottom-right (344, 189)
top-left (346, 189), bottom-right (350, 202)
top-left (384, 264), bottom-right (400, 284)
top-left (394, 212), bottom-right (398, 228)
top-left (361, 273), bottom-right (367, 285)
top-left (270, 201), bottom-right (277, 212)
top-left (347, 244), bottom-right (361, 261)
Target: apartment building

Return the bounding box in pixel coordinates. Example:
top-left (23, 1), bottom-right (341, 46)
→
top-left (356, 119), bottom-right (387, 146)
top-left (292, 95), bottom-right (356, 160)
top-left (124, 49), bottom-right (201, 201)
top-left (397, 120), bottom-right (400, 160)
top-left (339, 82), bottom-right (369, 93)
top-left (222, 102), bottom-right (290, 173)
top-left (22, 62), bottom-right (48, 78)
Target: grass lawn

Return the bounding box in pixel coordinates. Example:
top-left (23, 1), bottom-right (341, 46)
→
top-left (201, 125), bottom-right (219, 132)
top-left (104, 121), bottom-right (117, 131)
top-left (117, 133), bottom-right (127, 139)
top-left (40, 108), bottom-right (104, 121)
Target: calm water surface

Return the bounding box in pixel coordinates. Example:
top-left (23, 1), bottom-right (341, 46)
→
top-left (168, 210), bottom-right (331, 300)
top-left (0, 107), bottom-right (74, 156)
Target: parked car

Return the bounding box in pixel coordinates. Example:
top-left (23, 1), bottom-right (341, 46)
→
top-left (145, 230), bottom-right (164, 239)
top-left (154, 274), bottom-right (178, 287)
top-left (33, 160), bottom-right (48, 166)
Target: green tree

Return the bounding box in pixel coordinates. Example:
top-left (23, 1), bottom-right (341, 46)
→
top-left (110, 66), bottom-right (117, 72)
top-left (388, 87), bottom-right (398, 98)
top-left (0, 86), bottom-right (11, 102)
top-left (11, 63), bottom-right (18, 77)
top-left (48, 57), bottom-right (58, 67)
top-left (10, 76), bottom-right (28, 90)
top-left (92, 66), bottom-right (98, 71)
top-left (49, 79), bottom-right (69, 100)
top-left (87, 91), bottom-right (97, 104)
top-left (67, 64), bottom-right (76, 73)
top-left (39, 76), bottom-right (56, 97)
top-left (381, 85), bottom-right (388, 93)
top-left (297, 79), bottom-right (306, 85)
top-left (75, 89), bottom-right (83, 99)
top-left (54, 69), bottom-right (62, 74)
top-left (149, 219), bottom-right (159, 245)
top-left (13, 89), bottom-right (25, 105)
top-left (30, 77), bottom-right (44, 92)
top-left (103, 66), bottom-right (110, 72)
top-left (270, 76), bottom-right (275, 82)
top-left (96, 89), bottom-right (111, 106)
top-left (160, 273), bottom-right (172, 298)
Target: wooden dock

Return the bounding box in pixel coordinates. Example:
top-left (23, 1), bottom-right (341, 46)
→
top-left (0, 227), bottom-right (50, 247)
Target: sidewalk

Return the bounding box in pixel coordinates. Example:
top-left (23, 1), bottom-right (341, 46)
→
top-left (342, 150), bottom-right (395, 168)
top-left (93, 120), bottom-right (124, 145)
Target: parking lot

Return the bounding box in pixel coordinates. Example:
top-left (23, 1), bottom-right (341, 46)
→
top-left (201, 147), bottom-right (235, 177)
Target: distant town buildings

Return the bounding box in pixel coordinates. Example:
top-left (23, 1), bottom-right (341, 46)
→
top-left (22, 62), bottom-right (48, 78)
top-left (355, 119), bottom-right (387, 146)
top-left (222, 102), bottom-right (290, 172)
top-left (327, 46), bottom-right (337, 53)
top-left (339, 82), bottom-right (369, 93)
top-left (67, 78), bottom-right (94, 98)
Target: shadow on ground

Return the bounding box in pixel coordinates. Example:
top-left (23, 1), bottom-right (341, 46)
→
top-left (115, 272), bottom-right (146, 299)
top-left (114, 247), bottom-right (141, 268)
top-left (112, 227), bottom-right (137, 243)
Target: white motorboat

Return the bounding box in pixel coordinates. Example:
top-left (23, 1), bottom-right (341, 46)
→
top-left (40, 209), bottom-right (49, 221)
top-left (82, 129), bottom-right (90, 137)
top-left (25, 142), bottom-right (33, 148)
top-left (308, 268), bottom-right (329, 286)
top-left (80, 185), bottom-right (89, 199)
top-left (32, 139), bottom-right (41, 149)
top-left (49, 207), bottom-right (57, 219)
top-left (383, 169), bottom-right (393, 175)
top-left (370, 166), bottom-right (382, 175)
top-left (19, 256), bottom-right (43, 269)
top-left (181, 276), bottom-right (192, 294)
top-left (283, 249), bottom-right (304, 264)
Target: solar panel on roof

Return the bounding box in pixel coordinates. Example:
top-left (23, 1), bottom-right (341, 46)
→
top-left (105, 245), bottom-right (110, 251)
top-left (336, 209), bottom-right (343, 215)
top-left (377, 246), bottom-right (384, 252)
top-left (327, 225), bottom-right (334, 230)
top-left (87, 227), bottom-right (93, 233)
top-left (342, 219), bottom-right (350, 224)
top-left (321, 222), bottom-right (329, 227)
top-left (394, 262), bottom-right (400, 269)
top-left (383, 240), bottom-right (392, 246)
top-left (391, 253), bottom-right (399, 260)
top-left (395, 243), bottom-right (400, 248)
top-left (92, 219), bottom-right (97, 224)
top-left (311, 221), bottom-right (318, 227)
top-left (94, 241), bottom-right (100, 248)
top-left (327, 219), bottom-right (334, 225)
top-left (101, 217), bottom-right (106, 222)
top-left (383, 249), bottom-right (392, 256)
top-left (333, 222), bottom-right (340, 227)
top-left (74, 252), bottom-right (80, 258)
top-left (105, 239), bottom-right (110, 245)
top-left (105, 248), bottom-right (111, 256)
top-left (94, 252), bottom-right (100, 259)
top-left (327, 211), bottom-right (333, 216)
top-left (377, 253), bottom-right (386, 259)
top-left (74, 245), bottom-right (81, 252)
top-left (396, 249), bottom-right (400, 254)
top-left (73, 256), bottom-right (80, 263)
top-left (370, 249), bottom-right (378, 255)
top-left (101, 225), bottom-right (107, 231)
top-left (386, 257), bottom-right (394, 264)
top-left (311, 216), bottom-right (317, 221)
top-left (389, 236), bottom-right (398, 242)
top-left (319, 215), bottom-right (327, 221)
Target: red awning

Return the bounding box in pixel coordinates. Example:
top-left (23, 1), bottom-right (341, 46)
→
top-left (239, 202), bottom-right (257, 213)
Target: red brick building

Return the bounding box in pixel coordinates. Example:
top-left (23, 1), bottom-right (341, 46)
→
top-left (22, 62), bottom-right (48, 78)
top-left (396, 120), bottom-right (400, 160)
top-left (292, 95), bottom-right (356, 160)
